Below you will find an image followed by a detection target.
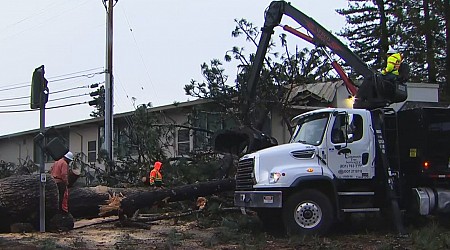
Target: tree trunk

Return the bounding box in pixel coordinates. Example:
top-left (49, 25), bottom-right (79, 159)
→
top-left (424, 0), bottom-right (437, 83)
top-left (0, 175), bottom-right (236, 232)
top-left (0, 174), bottom-right (59, 232)
top-left (375, 0), bottom-right (389, 65)
top-left (120, 178), bottom-right (235, 216)
top-left (445, 0), bottom-right (450, 96)
top-left (68, 186), bottom-right (111, 218)
top-left (68, 178), bottom-right (236, 218)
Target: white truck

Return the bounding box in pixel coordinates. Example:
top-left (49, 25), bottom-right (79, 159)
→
top-left (214, 1), bottom-right (450, 235)
top-left (234, 106), bottom-right (450, 235)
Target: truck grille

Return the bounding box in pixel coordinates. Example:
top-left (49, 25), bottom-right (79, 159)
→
top-left (235, 158), bottom-right (255, 190)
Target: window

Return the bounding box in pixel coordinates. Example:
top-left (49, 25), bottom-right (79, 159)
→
top-left (194, 112), bottom-right (221, 150)
top-left (331, 113), bottom-right (363, 144)
top-left (87, 140), bottom-right (97, 163)
top-left (348, 114), bottom-right (363, 141)
top-left (291, 112), bottom-right (329, 146)
top-left (331, 114), bottom-right (346, 144)
top-left (177, 128), bottom-right (190, 155)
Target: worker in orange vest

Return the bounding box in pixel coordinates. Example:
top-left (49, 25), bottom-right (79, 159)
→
top-left (50, 151), bottom-right (74, 213)
top-left (149, 161), bottom-right (163, 187)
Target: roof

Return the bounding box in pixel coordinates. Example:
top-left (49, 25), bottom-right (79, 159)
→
top-left (0, 98), bottom-right (212, 139)
top-left (287, 81), bottom-right (343, 104)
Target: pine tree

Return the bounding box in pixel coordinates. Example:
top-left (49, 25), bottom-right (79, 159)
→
top-left (336, 0), bottom-right (392, 69)
top-left (338, 0), bottom-right (448, 93)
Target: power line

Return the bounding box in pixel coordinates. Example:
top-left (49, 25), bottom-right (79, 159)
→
top-left (0, 82), bottom-right (104, 103)
top-left (0, 101), bottom-right (89, 114)
top-left (119, 5), bottom-right (159, 103)
top-left (0, 93), bottom-right (90, 108)
top-left (49, 71), bottom-right (105, 83)
top-left (47, 67), bottom-right (104, 80)
top-left (0, 68), bottom-right (104, 92)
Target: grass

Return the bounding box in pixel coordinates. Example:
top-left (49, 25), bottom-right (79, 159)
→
top-left (165, 228), bottom-right (183, 248)
top-left (38, 238), bottom-right (61, 249)
top-left (71, 236), bottom-right (88, 248)
top-left (410, 221), bottom-right (450, 250)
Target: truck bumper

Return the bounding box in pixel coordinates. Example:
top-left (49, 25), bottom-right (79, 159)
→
top-left (234, 190), bottom-right (282, 208)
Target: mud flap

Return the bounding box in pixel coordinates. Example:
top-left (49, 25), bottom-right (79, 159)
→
top-left (213, 126), bottom-right (277, 155)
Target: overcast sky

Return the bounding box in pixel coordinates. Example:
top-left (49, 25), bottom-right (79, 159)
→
top-left (0, 0), bottom-right (346, 136)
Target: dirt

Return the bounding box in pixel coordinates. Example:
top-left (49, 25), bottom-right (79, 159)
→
top-left (0, 214), bottom-right (420, 250)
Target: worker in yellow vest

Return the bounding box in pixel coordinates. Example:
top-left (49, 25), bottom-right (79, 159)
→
top-left (382, 47), bottom-right (403, 82)
top-left (149, 161), bottom-right (163, 187)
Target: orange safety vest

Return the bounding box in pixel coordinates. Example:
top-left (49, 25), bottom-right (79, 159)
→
top-left (149, 161), bottom-right (163, 186)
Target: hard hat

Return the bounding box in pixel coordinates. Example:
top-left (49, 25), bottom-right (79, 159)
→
top-left (64, 151), bottom-right (74, 161)
top-left (387, 47), bottom-right (398, 54)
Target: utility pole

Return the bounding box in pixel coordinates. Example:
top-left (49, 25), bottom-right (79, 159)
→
top-left (104, 0), bottom-right (115, 168)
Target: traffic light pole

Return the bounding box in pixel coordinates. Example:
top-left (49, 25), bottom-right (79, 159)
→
top-left (39, 89), bottom-right (46, 232)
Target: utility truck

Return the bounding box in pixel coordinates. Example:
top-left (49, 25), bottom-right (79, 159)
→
top-left (215, 1), bottom-right (450, 235)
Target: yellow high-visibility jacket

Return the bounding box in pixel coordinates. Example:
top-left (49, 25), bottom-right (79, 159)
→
top-left (382, 53), bottom-right (402, 75)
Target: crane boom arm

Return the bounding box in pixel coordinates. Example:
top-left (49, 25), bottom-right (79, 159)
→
top-left (247, 1), bottom-right (373, 102)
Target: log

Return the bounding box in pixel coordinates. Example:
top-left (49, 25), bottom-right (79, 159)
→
top-left (0, 175), bottom-right (235, 232)
top-left (69, 186), bottom-right (111, 218)
top-left (69, 186), bottom-right (144, 218)
top-left (0, 174), bottom-right (59, 232)
top-left (120, 178), bottom-right (236, 216)
top-left (69, 179), bottom-right (236, 218)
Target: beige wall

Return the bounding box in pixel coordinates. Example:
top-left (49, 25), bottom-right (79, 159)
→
top-left (68, 124), bottom-right (99, 162)
top-left (0, 135), bottom-right (35, 164)
top-left (270, 109), bottom-right (291, 145)
top-left (0, 100), bottom-right (298, 167)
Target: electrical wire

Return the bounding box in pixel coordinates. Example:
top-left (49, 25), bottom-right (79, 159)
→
top-left (0, 101), bottom-right (89, 114)
top-left (0, 69), bottom-right (104, 92)
top-left (0, 93), bottom-right (90, 108)
top-left (0, 81), bottom-right (104, 103)
top-left (119, 5), bottom-right (159, 103)
top-left (46, 67), bottom-right (104, 81)
top-left (0, 0), bottom-right (91, 43)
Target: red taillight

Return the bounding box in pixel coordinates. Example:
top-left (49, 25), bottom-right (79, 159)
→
top-left (423, 161), bottom-right (430, 170)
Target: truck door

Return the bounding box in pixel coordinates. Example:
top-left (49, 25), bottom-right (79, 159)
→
top-left (326, 111), bottom-right (375, 179)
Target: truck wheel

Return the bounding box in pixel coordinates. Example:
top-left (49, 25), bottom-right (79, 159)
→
top-left (283, 189), bottom-right (333, 235)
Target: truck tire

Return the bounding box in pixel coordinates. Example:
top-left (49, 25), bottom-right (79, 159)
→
top-left (283, 189), bottom-right (333, 235)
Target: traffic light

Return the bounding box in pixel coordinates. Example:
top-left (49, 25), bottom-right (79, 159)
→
top-left (89, 85), bottom-right (105, 106)
top-left (30, 65), bottom-right (49, 109)
top-left (89, 85), bottom-right (105, 117)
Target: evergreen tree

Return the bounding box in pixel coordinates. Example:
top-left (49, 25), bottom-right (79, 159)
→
top-left (338, 0), bottom-right (448, 92)
top-left (336, 0), bottom-right (392, 69)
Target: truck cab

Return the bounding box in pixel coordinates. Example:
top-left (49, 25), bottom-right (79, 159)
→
top-left (235, 108), bottom-right (380, 234)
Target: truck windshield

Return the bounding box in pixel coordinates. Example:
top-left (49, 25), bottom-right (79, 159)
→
top-left (290, 112), bottom-right (330, 146)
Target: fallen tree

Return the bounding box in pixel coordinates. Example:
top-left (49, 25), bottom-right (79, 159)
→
top-left (69, 178), bottom-right (236, 218)
top-left (0, 174), bottom-right (59, 232)
top-left (0, 175), bottom-right (236, 231)
top-left (119, 178), bottom-right (236, 216)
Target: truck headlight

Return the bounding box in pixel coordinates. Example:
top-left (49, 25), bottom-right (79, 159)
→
top-left (269, 172), bottom-right (282, 184)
